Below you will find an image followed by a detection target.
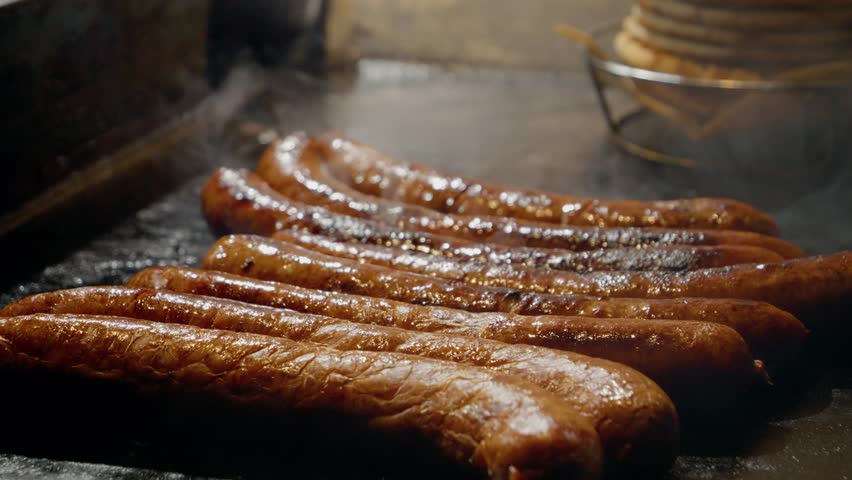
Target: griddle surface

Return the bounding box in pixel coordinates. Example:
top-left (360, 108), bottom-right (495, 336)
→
top-left (2, 63), bottom-right (850, 479)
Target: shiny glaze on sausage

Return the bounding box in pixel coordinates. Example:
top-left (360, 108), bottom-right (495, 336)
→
top-left (253, 135), bottom-right (801, 257)
top-left (2, 286), bottom-right (679, 472)
top-left (203, 167), bottom-right (784, 272)
top-left (269, 229), bottom-right (806, 365)
top-left (273, 228), bottom-right (783, 271)
top-left (267, 228), bottom-right (847, 314)
top-left (315, 133), bottom-right (779, 235)
top-left (201, 235), bottom-right (770, 387)
top-left (208, 234), bottom-right (831, 323)
top-left (0, 314), bottom-right (603, 480)
top-left (130, 266), bottom-right (801, 374)
top-left (128, 266), bottom-right (766, 411)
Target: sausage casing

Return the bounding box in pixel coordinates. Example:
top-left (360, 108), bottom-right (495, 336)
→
top-left (130, 265), bottom-right (803, 371)
top-left (202, 167), bottom-right (783, 272)
top-left (2, 286), bottom-right (679, 472)
top-left (274, 229), bottom-right (783, 272)
top-left (0, 314), bottom-right (603, 480)
top-left (254, 135), bottom-right (800, 257)
top-left (202, 234), bottom-right (807, 367)
top-left (315, 132), bottom-right (779, 235)
top-left (197, 242), bottom-right (768, 405)
top-left (268, 229), bottom-right (846, 316)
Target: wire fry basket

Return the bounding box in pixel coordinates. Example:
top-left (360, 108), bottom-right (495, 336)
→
top-left (584, 22), bottom-right (852, 186)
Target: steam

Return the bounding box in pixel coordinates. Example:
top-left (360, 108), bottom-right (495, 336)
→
top-left (773, 161), bottom-right (852, 254)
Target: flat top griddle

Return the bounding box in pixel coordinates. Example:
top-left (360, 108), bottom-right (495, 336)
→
top-left (1, 62), bottom-right (851, 480)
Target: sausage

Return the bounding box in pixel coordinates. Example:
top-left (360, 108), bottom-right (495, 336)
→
top-left (127, 267), bottom-right (766, 413)
top-left (205, 234), bottom-right (821, 334)
top-left (0, 314), bottom-right (603, 480)
top-left (202, 167), bottom-right (783, 272)
top-left (254, 135), bottom-right (801, 257)
top-left (268, 229), bottom-right (845, 316)
top-left (129, 267), bottom-right (766, 414)
top-left (272, 228), bottom-right (784, 272)
top-left (2, 287), bottom-right (679, 472)
top-left (129, 266), bottom-right (802, 371)
top-left (268, 230), bottom-right (806, 363)
top-left (313, 132), bottom-right (780, 235)
top-left (201, 239), bottom-right (768, 396)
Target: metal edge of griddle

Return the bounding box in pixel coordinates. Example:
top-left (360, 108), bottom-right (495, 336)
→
top-left (0, 115), bottom-right (200, 238)
top-left (0, 68), bottom-right (268, 289)
top-left (0, 453), bottom-right (221, 480)
top-left (0, 69), bottom-right (270, 237)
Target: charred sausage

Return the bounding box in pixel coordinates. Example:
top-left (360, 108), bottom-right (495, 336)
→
top-left (203, 235), bottom-right (820, 332)
top-left (272, 228), bottom-right (783, 272)
top-left (313, 132), bottom-right (779, 235)
top-left (128, 266), bottom-right (803, 372)
top-left (0, 314), bottom-right (603, 480)
top-left (253, 135), bottom-right (800, 257)
top-left (202, 167), bottom-right (783, 272)
top-left (2, 286), bottom-right (679, 472)
top-left (268, 230), bottom-right (847, 316)
top-left (269, 229), bottom-right (807, 364)
top-left (201, 239), bottom-right (768, 396)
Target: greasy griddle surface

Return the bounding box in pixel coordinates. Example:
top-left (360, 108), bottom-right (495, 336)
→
top-left (1, 63), bottom-right (851, 479)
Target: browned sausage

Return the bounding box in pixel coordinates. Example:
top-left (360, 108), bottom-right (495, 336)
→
top-left (268, 229), bottom-right (847, 316)
top-left (202, 167), bottom-right (783, 272)
top-left (0, 314), bottom-right (603, 480)
top-left (202, 239), bottom-right (767, 392)
top-left (2, 286), bottom-right (679, 473)
top-left (128, 266), bottom-right (802, 372)
top-left (313, 132), bottom-right (780, 235)
top-left (272, 228), bottom-right (784, 272)
top-left (254, 135), bottom-right (801, 257)
top-left (205, 234), bottom-right (827, 328)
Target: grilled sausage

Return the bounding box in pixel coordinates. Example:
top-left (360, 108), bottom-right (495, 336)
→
top-left (199, 239), bottom-right (766, 394)
top-left (313, 132), bottom-right (780, 235)
top-left (0, 314), bottom-right (603, 480)
top-left (129, 266), bottom-right (802, 372)
top-left (207, 234), bottom-right (831, 323)
top-left (267, 229), bottom-right (847, 315)
top-left (272, 228), bottom-right (784, 272)
top-left (202, 167), bottom-right (783, 272)
top-left (254, 135), bottom-right (801, 257)
top-left (268, 229), bottom-right (805, 364)
top-left (2, 287), bottom-right (679, 472)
